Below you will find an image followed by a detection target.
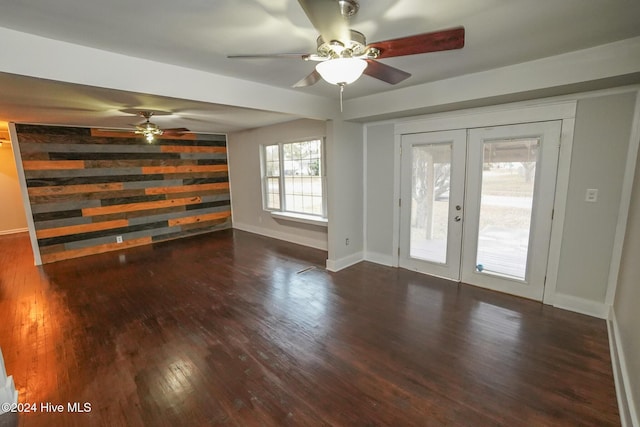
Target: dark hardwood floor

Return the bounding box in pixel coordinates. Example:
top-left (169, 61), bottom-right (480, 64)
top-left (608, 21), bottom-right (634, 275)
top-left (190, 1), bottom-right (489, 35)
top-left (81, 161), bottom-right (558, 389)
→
top-left (0, 230), bottom-right (619, 426)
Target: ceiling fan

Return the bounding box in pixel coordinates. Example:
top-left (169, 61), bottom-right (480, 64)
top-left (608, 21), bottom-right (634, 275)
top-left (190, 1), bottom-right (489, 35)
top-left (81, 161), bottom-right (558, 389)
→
top-left (228, 0), bottom-right (465, 94)
top-left (103, 111), bottom-right (190, 143)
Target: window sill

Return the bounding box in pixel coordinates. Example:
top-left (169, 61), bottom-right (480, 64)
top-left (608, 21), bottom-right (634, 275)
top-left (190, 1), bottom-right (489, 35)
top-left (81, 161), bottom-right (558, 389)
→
top-left (270, 211), bottom-right (328, 227)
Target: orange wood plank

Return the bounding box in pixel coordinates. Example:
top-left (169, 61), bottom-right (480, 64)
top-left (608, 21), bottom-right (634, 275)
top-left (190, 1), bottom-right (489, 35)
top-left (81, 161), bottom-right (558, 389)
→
top-left (82, 196), bottom-right (202, 217)
top-left (160, 145), bottom-right (227, 153)
top-left (22, 160), bottom-right (85, 170)
top-left (141, 165), bottom-right (228, 174)
top-left (168, 211), bottom-right (231, 227)
top-left (28, 183), bottom-right (124, 197)
top-left (145, 182), bottom-right (229, 195)
top-left (41, 236), bottom-right (152, 263)
top-left (36, 219), bottom-right (129, 239)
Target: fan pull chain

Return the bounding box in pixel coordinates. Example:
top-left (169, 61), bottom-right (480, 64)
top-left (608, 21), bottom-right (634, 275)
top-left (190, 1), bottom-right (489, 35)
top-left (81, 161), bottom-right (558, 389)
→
top-left (339, 83), bottom-right (345, 112)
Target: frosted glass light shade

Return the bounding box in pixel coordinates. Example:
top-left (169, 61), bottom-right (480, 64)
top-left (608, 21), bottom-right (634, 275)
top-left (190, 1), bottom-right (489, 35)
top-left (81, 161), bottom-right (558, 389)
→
top-left (315, 58), bottom-right (367, 85)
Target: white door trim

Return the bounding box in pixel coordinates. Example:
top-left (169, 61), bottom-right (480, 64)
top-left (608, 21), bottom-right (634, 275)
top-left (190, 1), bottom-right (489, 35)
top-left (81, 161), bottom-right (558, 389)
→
top-left (395, 101), bottom-right (577, 136)
top-left (542, 117), bottom-right (577, 305)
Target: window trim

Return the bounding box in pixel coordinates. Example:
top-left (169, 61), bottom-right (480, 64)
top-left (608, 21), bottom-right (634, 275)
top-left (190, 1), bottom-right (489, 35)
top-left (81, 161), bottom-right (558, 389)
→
top-left (261, 137), bottom-right (327, 219)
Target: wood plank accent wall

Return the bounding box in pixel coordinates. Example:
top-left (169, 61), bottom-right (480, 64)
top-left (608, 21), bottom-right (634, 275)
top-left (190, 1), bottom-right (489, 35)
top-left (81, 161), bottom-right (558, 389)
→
top-left (15, 125), bottom-right (231, 263)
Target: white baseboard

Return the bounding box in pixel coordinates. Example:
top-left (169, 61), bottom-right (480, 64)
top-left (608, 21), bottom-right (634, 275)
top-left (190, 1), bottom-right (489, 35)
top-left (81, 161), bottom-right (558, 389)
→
top-left (551, 293), bottom-right (610, 319)
top-left (0, 227), bottom-right (28, 236)
top-left (608, 308), bottom-right (639, 427)
top-left (364, 250), bottom-right (395, 267)
top-left (0, 347), bottom-right (18, 414)
top-left (232, 222), bottom-right (328, 251)
top-left (326, 251), bottom-right (364, 272)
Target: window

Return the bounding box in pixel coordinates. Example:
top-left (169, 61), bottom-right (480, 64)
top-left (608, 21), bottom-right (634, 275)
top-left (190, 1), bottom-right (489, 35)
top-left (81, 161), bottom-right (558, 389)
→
top-left (262, 139), bottom-right (325, 217)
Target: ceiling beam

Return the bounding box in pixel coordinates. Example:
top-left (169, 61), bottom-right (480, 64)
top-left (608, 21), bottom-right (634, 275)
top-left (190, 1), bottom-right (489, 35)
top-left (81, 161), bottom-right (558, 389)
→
top-left (342, 36), bottom-right (640, 122)
top-left (0, 27), bottom-right (339, 121)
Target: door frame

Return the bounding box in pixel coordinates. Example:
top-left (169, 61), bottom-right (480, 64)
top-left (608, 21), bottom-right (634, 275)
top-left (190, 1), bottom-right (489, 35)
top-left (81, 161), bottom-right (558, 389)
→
top-left (392, 100), bottom-right (577, 303)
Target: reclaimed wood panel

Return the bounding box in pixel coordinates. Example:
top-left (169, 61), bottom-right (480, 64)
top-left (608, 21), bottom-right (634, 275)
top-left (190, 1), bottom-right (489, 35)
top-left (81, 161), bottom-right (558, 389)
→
top-left (29, 188), bottom-right (149, 204)
top-left (22, 160), bottom-right (85, 170)
top-left (141, 165), bottom-right (228, 174)
top-left (35, 219), bottom-right (129, 239)
top-left (28, 183), bottom-right (124, 196)
top-left (161, 145), bottom-right (227, 153)
top-left (15, 124), bottom-right (230, 263)
top-left (85, 159), bottom-right (199, 168)
top-left (168, 210), bottom-right (232, 227)
top-left (40, 236), bottom-right (153, 263)
top-left (145, 182), bottom-right (230, 195)
top-left (180, 216), bottom-right (229, 231)
top-left (82, 196), bottom-right (202, 217)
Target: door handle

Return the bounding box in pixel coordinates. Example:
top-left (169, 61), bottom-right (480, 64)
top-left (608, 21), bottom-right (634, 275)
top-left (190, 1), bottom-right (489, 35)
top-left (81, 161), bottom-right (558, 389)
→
top-left (454, 215), bottom-right (461, 222)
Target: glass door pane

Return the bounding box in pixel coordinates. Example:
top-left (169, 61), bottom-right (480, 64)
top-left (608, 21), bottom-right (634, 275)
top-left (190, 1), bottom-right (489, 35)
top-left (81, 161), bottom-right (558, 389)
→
top-left (399, 129), bottom-right (466, 282)
top-left (410, 143), bottom-right (452, 264)
top-left (475, 138), bottom-right (539, 280)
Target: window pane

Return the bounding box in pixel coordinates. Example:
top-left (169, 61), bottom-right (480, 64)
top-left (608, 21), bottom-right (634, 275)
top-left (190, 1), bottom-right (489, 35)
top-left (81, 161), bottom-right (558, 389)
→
top-left (281, 140), bottom-right (324, 216)
top-left (409, 143), bottom-right (451, 264)
top-left (265, 145), bottom-right (280, 176)
top-left (265, 177), bottom-right (280, 209)
top-left (476, 138), bottom-right (539, 280)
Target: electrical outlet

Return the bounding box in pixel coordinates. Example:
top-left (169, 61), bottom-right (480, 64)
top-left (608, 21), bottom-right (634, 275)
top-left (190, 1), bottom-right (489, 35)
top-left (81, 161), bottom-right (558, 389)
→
top-left (345, 238), bottom-right (350, 246)
top-left (585, 189), bottom-right (598, 202)
top-left (116, 235), bottom-right (123, 244)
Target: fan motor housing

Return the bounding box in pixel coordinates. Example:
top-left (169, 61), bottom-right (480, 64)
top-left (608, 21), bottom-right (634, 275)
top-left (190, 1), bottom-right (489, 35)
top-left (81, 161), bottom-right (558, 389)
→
top-left (316, 30), bottom-right (369, 58)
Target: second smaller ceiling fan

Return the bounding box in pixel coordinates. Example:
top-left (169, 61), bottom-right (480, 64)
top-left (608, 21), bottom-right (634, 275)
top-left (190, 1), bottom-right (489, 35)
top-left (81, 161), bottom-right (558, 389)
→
top-left (100, 111), bottom-right (190, 143)
top-left (132, 111), bottom-right (189, 143)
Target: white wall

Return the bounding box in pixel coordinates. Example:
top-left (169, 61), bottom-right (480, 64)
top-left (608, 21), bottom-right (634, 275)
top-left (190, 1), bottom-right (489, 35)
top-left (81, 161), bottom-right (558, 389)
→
top-left (228, 117), bottom-right (364, 268)
top-left (555, 92), bottom-right (637, 305)
top-left (0, 144), bottom-right (27, 234)
top-left (227, 119), bottom-right (329, 250)
top-left (326, 119), bottom-right (364, 270)
top-left (612, 104), bottom-right (640, 426)
top-left (364, 123), bottom-right (395, 265)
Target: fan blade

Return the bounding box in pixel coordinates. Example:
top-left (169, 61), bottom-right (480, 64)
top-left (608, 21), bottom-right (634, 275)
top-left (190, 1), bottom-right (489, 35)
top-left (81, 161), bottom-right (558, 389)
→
top-left (297, 0), bottom-right (350, 45)
top-left (292, 69), bottom-right (322, 88)
top-left (98, 128), bottom-right (135, 133)
top-left (228, 53), bottom-right (311, 59)
top-left (363, 60), bottom-right (411, 85)
top-left (162, 128), bottom-right (190, 135)
top-left (369, 27), bottom-right (465, 59)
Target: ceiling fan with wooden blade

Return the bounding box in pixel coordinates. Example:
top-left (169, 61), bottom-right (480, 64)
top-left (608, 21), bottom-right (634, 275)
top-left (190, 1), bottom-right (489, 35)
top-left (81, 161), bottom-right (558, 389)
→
top-left (98, 111), bottom-right (190, 142)
top-left (228, 0), bottom-right (465, 88)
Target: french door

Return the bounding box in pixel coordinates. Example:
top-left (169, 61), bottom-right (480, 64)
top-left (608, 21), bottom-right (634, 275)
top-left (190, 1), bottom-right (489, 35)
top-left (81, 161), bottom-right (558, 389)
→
top-left (399, 121), bottom-right (561, 301)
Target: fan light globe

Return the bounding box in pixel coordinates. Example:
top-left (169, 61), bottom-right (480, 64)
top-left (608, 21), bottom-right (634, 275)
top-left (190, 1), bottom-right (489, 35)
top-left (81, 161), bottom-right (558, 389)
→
top-left (315, 58), bottom-right (367, 85)
top-left (145, 132), bottom-right (155, 143)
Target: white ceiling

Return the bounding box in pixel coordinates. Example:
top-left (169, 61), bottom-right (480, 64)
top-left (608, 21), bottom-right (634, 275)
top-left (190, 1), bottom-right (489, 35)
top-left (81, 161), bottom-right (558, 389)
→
top-left (0, 73), bottom-right (297, 133)
top-left (1, 0), bottom-right (639, 133)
